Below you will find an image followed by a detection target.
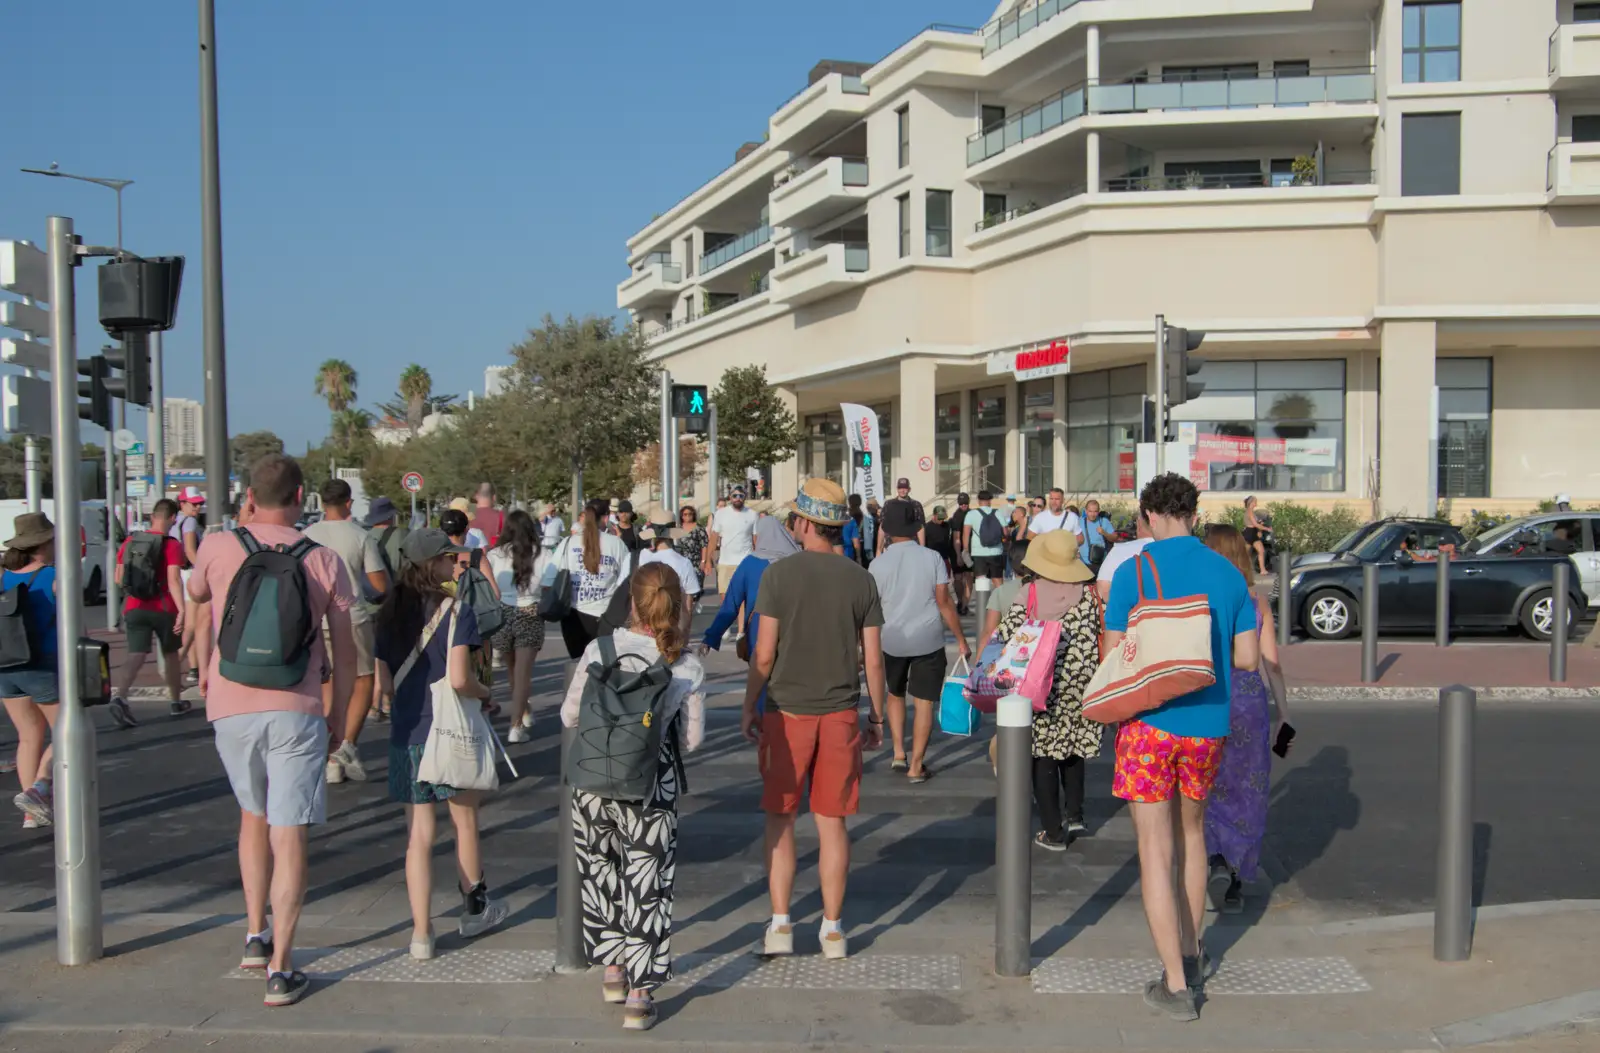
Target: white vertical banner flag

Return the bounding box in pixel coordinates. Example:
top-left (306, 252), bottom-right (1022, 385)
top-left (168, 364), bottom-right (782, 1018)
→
top-left (841, 402), bottom-right (883, 504)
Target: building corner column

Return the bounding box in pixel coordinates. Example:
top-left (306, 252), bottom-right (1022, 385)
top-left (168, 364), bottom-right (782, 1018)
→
top-left (899, 359), bottom-right (938, 499)
top-left (772, 384), bottom-right (800, 502)
top-left (1052, 374), bottom-right (1069, 492)
top-left (1378, 320), bottom-right (1438, 517)
top-left (1086, 24), bottom-right (1102, 197)
top-left (1004, 378), bottom-right (1021, 495)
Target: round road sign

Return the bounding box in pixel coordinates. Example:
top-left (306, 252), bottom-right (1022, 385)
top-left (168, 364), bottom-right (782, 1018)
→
top-left (401, 471), bottom-right (424, 493)
top-left (917, 456), bottom-right (933, 473)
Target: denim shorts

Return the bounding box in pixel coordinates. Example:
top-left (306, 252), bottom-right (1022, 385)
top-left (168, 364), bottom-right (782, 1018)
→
top-left (213, 710), bottom-right (328, 826)
top-left (0, 667), bottom-right (60, 704)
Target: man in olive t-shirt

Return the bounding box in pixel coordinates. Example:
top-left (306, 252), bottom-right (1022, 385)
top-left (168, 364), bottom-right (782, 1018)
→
top-left (744, 478), bottom-right (886, 962)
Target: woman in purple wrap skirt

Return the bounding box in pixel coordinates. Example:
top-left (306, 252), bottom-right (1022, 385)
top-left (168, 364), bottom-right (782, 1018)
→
top-left (1202, 526), bottom-right (1290, 913)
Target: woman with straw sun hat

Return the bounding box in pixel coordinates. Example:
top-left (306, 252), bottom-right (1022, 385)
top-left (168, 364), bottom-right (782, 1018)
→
top-left (990, 528), bottom-right (1103, 851)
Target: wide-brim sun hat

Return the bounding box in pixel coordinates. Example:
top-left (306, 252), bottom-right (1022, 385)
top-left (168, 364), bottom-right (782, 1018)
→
top-left (792, 478), bottom-right (849, 527)
top-left (4, 512), bottom-right (54, 550)
top-left (448, 497), bottom-right (472, 514)
top-left (1022, 528), bottom-right (1094, 584)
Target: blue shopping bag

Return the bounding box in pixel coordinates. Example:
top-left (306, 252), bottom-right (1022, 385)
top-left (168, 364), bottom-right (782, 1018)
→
top-left (938, 657), bottom-right (980, 736)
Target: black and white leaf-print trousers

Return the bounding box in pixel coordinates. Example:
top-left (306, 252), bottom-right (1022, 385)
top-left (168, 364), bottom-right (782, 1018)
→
top-left (572, 749), bottom-right (678, 992)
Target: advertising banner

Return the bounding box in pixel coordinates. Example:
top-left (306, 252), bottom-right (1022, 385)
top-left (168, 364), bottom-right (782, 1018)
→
top-left (841, 402), bottom-right (884, 503)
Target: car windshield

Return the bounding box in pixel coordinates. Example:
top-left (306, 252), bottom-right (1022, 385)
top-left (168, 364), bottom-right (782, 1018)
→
top-left (1472, 520), bottom-right (1528, 550)
top-left (1330, 525), bottom-right (1372, 554)
top-left (1353, 525), bottom-right (1402, 561)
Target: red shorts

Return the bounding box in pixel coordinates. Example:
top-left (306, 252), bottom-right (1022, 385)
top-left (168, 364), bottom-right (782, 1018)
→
top-left (759, 709), bottom-right (862, 817)
top-left (1112, 720), bottom-right (1225, 804)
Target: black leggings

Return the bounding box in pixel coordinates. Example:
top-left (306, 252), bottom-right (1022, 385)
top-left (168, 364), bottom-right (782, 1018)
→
top-left (1033, 756), bottom-right (1086, 839)
top-left (560, 610), bottom-right (602, 660)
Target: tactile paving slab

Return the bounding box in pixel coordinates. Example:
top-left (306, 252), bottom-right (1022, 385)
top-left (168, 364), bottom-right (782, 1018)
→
top-left (666, 951), bottom-right (962, 991)
top-left (223, 946), bottom-right (555, 983)
top-left (1032, 956), bottom-right (1371, 995)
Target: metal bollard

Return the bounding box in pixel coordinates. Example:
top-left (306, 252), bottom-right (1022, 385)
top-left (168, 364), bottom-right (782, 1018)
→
top-left (973, 575), bottom-right (994, 640)
top-left (1434, 685), bottom-right (1476, 962)
top-left (1361, 562), bottom-right (1379, 683)
top-left (1551, 562), bottom-right (1570, 684)
top-left (1436, 550), bottom-right (1451, 648)
top-left (555, 721), bottom-right (586, 974)
top-left (1276, 551), bottom-right (1292, 648)
top-left (994, 693), bottom-right (1032, 978)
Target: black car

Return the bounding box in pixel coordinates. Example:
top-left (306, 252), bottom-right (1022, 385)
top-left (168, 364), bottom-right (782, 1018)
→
top-left (1286, 520), bottom-right (1586, 641)
top-left (1291, 517), bottom-right (1465, 569)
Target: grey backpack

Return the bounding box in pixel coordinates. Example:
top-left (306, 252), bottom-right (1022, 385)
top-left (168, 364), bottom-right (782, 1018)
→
top-left (567, 635), bottom-right (683, 800)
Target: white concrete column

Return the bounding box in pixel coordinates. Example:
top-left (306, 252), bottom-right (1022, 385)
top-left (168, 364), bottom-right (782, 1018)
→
top-left (1086, 23), bottom-right (1102, 200)
top-left (1004, 378), bottom-right (1021, 494)
top-left (900, 359), bottom-right (939, 497)
top-left (1087, 24), bottom-right (1101, 81)
top-left (1087, 132), bottom-right (1101, 196)
top-left (958, 382), bottom-right (974, 492)
top-left (1378, 321), bottom-right (1437, 516)
top-left (772, 384), bottom-right (801, 502)
top-left (1052, 374), bottom-right (1069, 491)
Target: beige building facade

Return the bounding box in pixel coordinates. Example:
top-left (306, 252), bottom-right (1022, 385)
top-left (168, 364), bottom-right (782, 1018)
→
top-left (620, 0), bottom-right (1600, 517)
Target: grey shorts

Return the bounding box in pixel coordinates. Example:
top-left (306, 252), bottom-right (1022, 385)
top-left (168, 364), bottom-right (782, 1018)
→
top-left (213, 710), bottom-right (328, 827)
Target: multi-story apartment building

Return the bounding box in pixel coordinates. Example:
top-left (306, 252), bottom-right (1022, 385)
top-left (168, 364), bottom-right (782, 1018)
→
top-left (619, 0), bottom-right (1600, 515)
top-left (162, 397), bottom-right (204, 462)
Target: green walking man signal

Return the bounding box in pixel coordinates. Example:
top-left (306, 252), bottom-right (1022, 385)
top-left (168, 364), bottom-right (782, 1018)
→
top-left (852, 449), bottom-right (872, 470)
top-left (671, 384), bottom-right (710, 434)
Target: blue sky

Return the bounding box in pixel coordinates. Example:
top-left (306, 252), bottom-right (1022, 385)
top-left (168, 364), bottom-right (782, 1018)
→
top-left (3, 0), bottom-right (987, 451)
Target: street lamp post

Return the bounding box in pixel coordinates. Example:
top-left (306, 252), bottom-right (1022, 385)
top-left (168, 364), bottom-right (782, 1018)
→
top-left (20, 166), bottom-right (133, 255)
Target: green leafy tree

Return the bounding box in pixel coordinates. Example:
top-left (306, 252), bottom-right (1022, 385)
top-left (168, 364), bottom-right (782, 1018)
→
top-left (509, 315), bottom-right (657, 514)
top-left (230, 430), bottom-right (285, 477)
top-left (170, 453), bottom-right (206, 470)
top-left (709, 364), bottom-right (802, 491)
top-left (314, 359), bottom-right (358, 413)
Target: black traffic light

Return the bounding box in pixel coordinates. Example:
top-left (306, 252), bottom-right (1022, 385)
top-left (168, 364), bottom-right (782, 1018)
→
top-left (851, 448), bottom-right (874, 471)
top-left (98, 256), bottom-right (185, 332)
top-left (671, 384), bottom-right (709, 434)
top-left (103, 335), bottom-right (152, 408)
top-left (1163, 324), bottom-right (1206, 409)
top-left (77, 355), bottom-right (111, 429)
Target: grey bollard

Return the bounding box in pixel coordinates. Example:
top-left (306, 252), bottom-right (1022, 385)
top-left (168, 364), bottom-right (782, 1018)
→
top-left (973, 575), bottom-right (994, 639)
top-left (1361, 562), bottom-right (1380, 683)
top-left (555, 721), bottom-right (586, 974)
top-left (1551, 562), bottom-right (1570, 684)
top-left (1434, 685), bottom-right (1476, 962)
top-left (994, 693), bottom-right (1032, 978)
top-left (1276, 551), bottom-right (1292, 648)
top-left (1436, 550), bottom-right (1451, 648)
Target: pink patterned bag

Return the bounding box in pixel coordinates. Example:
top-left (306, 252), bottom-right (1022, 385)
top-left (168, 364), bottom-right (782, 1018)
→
top-left (963, 584), bottom-right (1062, 714)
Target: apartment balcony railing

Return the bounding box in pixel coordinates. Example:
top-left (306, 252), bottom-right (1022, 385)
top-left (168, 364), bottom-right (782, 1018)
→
top-left (1102, 168), bottom-right (1375, 192)
top-left (637, 249), bottom-right (673, 269)
top-left (967, 67), bottom-right (1377, 166)
top-left (842, 243), bottom-right (870, 272)
top-left (981, 0), bottom-right (1095, 56)
top-left (841, 74), bottom-right (868, 95)
top-left (699, 224), bottom-right (772, 274)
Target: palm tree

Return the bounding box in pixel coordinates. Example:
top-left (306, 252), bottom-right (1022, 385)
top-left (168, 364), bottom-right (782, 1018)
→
top-left (332, 408), bottom-right (374, 450)
top-left (1268, 392), bottom-right (1317, 440)
top-left (398, 364), bottom-right (432, 436)
top-left (314, 359), bottom-right (358, 413)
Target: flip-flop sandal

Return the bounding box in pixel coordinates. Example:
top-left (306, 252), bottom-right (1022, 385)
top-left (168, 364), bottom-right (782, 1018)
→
top-left (908, 767), bottom-right (934, 784)
top-left (890, 758), bottom-right (910, 773)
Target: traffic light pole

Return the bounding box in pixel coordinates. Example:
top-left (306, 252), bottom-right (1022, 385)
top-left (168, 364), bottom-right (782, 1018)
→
top-left (47, 214), bottom-right (104, 966)
top-left (104, 395), bottom-right (122, 630)
top-left (659, 370), bottom-right (672, 516)
top-left (150, 330), bottom-right (166, 503)
top-left (1153, 314), bottom-right (1166, 474)
top-left (707, 403), bottom-right (719, 504)
top-left (199, 0), bottom-right (232, 528)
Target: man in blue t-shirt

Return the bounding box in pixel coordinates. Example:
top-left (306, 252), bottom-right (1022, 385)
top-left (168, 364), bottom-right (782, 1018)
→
top-left (1103, 473), bottom-right (1258, 1022)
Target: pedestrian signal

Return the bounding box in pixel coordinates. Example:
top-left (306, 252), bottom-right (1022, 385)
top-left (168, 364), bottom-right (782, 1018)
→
top-left (671, 384), bottom-right (709, 434)
top-left (852, 449), bottom-right (873, 470)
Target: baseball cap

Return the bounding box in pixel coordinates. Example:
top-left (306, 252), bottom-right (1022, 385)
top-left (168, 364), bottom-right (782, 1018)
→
top-left (957, 492), bottom-right (970, 505)
top-left (401, 527), bottom-right (469, 566)
top-left (616, 499), bottom-right (634, 514)
top-left (178, 485), bottom-right (205, 505)
top-left (882, 498), bottom-right (921, 539)
top-left (895, 477), bottom-right (911, 489)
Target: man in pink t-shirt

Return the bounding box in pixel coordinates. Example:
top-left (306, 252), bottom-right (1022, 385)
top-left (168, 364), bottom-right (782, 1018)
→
top-left (189, 453), bottom-right (355, 1008)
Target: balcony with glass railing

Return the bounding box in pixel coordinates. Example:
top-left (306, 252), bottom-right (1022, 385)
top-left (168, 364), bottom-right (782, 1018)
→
top-left (1548, 141), bottom-right (1600, 204)
top-left (769, 72), bottom-right (874, 151)
top-left (617, 252), bottom-right (684, 311)
top-left (1102, 167), bottom-right (1375, 193)
top-left (981, 0), bottom-right (1095, 57)
top-left (770, 241), bottom-right (869, 307)
top-left (967, 67), bottom-right (1377, 167)
top-left (699, 225), bottom-right (772, 275)
top-left (1550, 21), bottom-right (1600, 88)
top-left (770, 156), bottom-right (870, 228)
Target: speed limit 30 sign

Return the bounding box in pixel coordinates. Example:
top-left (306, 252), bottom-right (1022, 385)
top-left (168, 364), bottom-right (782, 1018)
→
top-left (401, 472), bottom-right (424, 493)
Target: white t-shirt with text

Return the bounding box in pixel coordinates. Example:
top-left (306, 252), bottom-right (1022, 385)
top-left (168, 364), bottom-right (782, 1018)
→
top-left (710, 505), bottom-right (760, 567)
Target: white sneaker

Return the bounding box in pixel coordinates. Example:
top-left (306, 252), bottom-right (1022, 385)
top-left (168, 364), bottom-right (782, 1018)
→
top-left (520, 710), bottom-right (535, 729)
top-left (762, 924), bottom-right (794, 957)
top-left (821, 927), bottom-right (848, 960)
top-left (409, 928), bottom-right (436, 961)
top-left (335, 742), bottom-right (367, 782)
top-left (508, 725), bottom-right (530, 744)
top-left (325, 756), bottom-right (345, 784)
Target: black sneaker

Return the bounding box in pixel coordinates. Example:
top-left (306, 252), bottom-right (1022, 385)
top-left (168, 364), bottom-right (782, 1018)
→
top-left (264, 970), bottom-right (310, 1007)
top-left (1222, 875), bottom-right (1245, 915)
top-left (170, 698), bottom-right (194, 717)
top-left (1033, 830), bottom-right (1068, 852)
top-left (1182, 942), bottom-right (1216, 991)
top-left (108, 696), bottom-right (138, 729)
top-left (1143, 977), bottom-right (1199, 1021)
top-left (240, 935), bottom-right (273, 970)
top-left (1065, 816), bottom-right (1087, 836)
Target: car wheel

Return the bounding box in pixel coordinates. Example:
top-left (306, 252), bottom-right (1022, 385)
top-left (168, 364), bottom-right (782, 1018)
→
top-left (1304, 589), bottom-right (1356, 640)
top-left (1519, 588), bottom-right (1570, 641)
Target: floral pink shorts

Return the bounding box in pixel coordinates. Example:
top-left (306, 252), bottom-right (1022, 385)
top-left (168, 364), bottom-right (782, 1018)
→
top-left (1112, 721), bottom-right (1225, 804)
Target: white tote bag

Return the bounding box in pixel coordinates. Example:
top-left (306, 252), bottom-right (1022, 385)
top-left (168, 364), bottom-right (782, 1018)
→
top-left (416, 607), bottom-right (502, 792)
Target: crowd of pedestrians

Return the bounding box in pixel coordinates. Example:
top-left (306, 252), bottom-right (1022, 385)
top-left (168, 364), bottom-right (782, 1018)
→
top-left (1, 446), bottom-right (1294, 1028)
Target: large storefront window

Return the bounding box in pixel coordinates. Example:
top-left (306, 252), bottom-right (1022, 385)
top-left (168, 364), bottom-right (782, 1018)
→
top-left (971, 386), bottom-right (1007, 494)
top-left (1066, 366), bottom-right (1143, 493)
top-left (1173, 360), bottom-right (1345, 492)
top-left (1021, 379), bottom-right (1056, 497)
top-left (935, 394), bottom-right (962, 495)
top-left (1437, 358), bottom-right (1490, 498)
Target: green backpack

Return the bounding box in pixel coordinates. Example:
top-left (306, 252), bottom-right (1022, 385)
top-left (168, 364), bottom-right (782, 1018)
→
top-left (216, 530), bottom-right (320, 688)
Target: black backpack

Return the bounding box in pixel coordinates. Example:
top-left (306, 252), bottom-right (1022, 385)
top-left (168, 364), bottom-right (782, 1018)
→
top-left (458, 549), bottom-right (506, 639)
top-left (216, 529), bottom-right (320, 689)
top-left (598, 549), bottom-right (641, 637)
top-left (123, 532), bottom-right (168, 601)
top-left (373, 525), bottom-right (398, 581)
top-left (977, 508), bottom-right (1005, 548)
top-left (0, 569), bottom-right (46, 670)
top-left (567, 634), bottom-right (685, 800)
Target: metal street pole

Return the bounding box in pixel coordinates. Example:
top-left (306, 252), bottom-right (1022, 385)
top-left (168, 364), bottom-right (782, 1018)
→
top-left (1276, 551), bottom-right (1292, 648)
top-left (1433, 685), bottom-right (1475, 962)
top-left (707, 402), bottom-right (719, 504)
top-left (994, 693), bottom-right (1032, 977)
top-left (47, 214), bottom-right (103, 966)
top-left (1435, 550), bottom-right (1451, 648)
top-left (659, 371), bottom-right (672, 515)
top-left (104, 394), bottom-right (122, 630)
top-left (668, 415), bottom-right (679, 520)
top-left (19, 169), bottom-right (132, 256)
top-left (1361, 562), bottom-right (1379, 683)
top-left (1153, 314), bottom-right (1166, 474)
top-left (555, 721), bottom-right (585, 973)
top-left (150, 330), bottom-right (166, 502)
top-left (1551, 562), bottom-right (1570, 684)
top-left (198, 0), bottom-right (231, 527)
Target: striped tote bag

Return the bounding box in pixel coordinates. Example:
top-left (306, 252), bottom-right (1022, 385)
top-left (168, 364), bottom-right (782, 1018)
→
top-left (1082, 552), bottom-right (1215, 724)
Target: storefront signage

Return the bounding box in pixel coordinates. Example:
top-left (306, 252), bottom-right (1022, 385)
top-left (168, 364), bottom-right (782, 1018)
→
top-left (987, 338), bottom-right (1072, 381)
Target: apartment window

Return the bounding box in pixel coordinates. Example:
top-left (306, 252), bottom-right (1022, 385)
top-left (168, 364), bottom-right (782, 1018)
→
top-left (1270, 158), bottom-right (1298, 187)
top-left (983, 192), bottom-right (1008, 223)
top-left (981, 105), bottom-right (1006, 130)
top-left (1403, 2), bottom-right (1461, 83)
top-left (1437, 359), bottom-right (1491, 499)
top-left (1163, 63), bottom-right (1259, 82)
top-left (1574, 114), bottom-right (1600, 143)
top-left (1171, 360), bottom-right (1346, 493)
top-left (1274, 60), bottom-right (1310, 78)
top-left (1576, 3), bottom-right (1600, 22)
top-left (935, 394), bottom-right (962, 495)
top-left (896, 194), bottom-right (911, 258)
top-left (1066, 367), bottom-right (1144, 493)
top-left (972, 387), bottom-right (1008, 494)
top-left (1401, 112), bottom-right (1461, 196)
top-left (896, 105), bottom-right (910, 168)
top-left (926, 190), bottom-right (953, 256)
top-left (1021, 379), bottom-right (1056, 497)
top-left (803, 412), bottom-right (846, 490)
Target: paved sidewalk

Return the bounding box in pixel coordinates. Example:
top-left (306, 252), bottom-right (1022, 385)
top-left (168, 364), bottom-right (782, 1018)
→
top-left (1281, 641), bottom-right (1600, 698)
